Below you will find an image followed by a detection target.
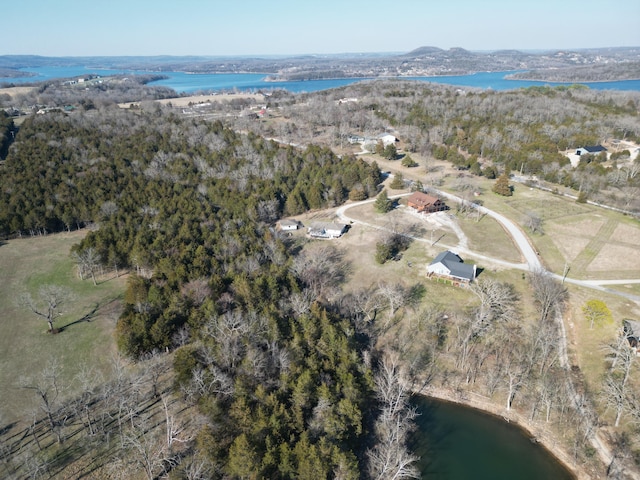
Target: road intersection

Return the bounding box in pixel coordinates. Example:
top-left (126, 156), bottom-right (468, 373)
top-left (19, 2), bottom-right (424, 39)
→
top-left (336, 191), bottom-right (640, 304)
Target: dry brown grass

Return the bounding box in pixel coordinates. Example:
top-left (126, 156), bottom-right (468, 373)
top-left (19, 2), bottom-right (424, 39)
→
top-left (564, 284), bottom-right (640, 424)
top-left (0, 86), bottom-right (36, 99)
top-left (119, 93), bottom-right (265, 108)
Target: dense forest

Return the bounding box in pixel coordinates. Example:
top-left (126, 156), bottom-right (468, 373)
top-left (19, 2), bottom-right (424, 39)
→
top-left (1, 77), bottom-right (640, 478)
top-left (0, 105), bottom-right (411, 478)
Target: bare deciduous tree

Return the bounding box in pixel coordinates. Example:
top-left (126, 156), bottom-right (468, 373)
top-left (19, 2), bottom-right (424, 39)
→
top-left (529, 270), bottom-right (567, 324)
top-left (19, 284), bottom-right (73, 333)
top-left (180, 278), bottom-right (211, 306)
top-left (602, 341), bottom-right (636, 427)
top-left (73, 247), bottom-right (102, 285)
top-left (523, 211), bottom-right (544, 235)
top-left (19, 361), bottom-right (66, 444)
top-left (376, 281), bottom-right (409, 329)
top-left (367, 352), bottom-right (420, 480)
top-left (291, 245), bottom-right (349, 299)
top-left (470, 278), bottom-right (519, 330)
top-left (605, 324), bottom-right (632, 370)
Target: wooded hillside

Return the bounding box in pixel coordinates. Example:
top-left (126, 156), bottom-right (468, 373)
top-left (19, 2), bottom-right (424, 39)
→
top-left (1, 78), bottom-right (639, 478)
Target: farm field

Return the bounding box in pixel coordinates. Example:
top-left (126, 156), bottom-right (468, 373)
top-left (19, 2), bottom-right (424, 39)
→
top-left (498, 187), bottom-right (640, 282)
top-left (0, 231), bottom-right (126, 423)
top-left (356, 152), bottom-right (640, 288)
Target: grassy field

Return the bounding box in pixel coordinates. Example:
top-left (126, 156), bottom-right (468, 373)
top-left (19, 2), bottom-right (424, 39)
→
top-left (362, 152), bottom-right (640, 284)
top-left (0, 231), bottom-right (126, 423)
top-left (439, 176), bottom-right (640, 282)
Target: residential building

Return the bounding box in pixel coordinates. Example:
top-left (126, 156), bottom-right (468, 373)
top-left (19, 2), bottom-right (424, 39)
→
top-left (427, 251), bottom-right (477, 285)
top-left (407, 192), bottom-right (447, 213)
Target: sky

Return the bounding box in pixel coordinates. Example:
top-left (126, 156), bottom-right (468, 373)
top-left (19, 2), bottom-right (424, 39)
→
top-left (4, 0), bottom-right (640, 57)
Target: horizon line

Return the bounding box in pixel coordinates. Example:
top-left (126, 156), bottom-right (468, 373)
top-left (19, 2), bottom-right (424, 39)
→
top-left (2, 46), bottom-right (639, 59)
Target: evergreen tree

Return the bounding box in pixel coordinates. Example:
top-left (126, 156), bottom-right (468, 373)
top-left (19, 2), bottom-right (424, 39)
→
top-left (401, 154), bottom-right (417, 167)
top-left (375, 241), bottom-right (393, 264)
top-left (383, 143), bottom-right (397, 160)
top-left (492, 172), bottom-right (512, 196)
top-left (374, 190), bottom-right (393, 213)
top-left (577, 190), bottom-right (588, 203)
top-left (389, 173), bottom-right (405, 190)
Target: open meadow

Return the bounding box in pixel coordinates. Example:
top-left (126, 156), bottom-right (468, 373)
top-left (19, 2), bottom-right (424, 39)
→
top-left (370, 150), bottom-right (640, 287)
top-left (0, 231), bottom-right (126, 423)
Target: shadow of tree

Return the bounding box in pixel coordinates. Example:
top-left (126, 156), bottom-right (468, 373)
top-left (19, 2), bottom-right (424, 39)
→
top-left (58, 297), bottom-right (116, 332)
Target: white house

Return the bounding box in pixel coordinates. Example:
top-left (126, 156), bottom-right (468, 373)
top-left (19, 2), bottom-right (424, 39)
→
top-left (378, 133), bottom-right (398, 147)
top-left (348, 133), bottom-right (398, 148)
top-left (308, 222), bottom-right (347, 239)
top-left (427, 251), bottom-right (477, 285)
top-left (576, 145), bottom-right (607, 156)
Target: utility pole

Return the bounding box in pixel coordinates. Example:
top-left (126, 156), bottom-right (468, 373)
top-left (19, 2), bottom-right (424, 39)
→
top-left (562, 262), bottom-right (570, 284)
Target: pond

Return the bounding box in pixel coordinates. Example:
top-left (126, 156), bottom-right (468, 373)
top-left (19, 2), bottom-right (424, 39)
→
top-left (411, 396), bottom-right (576, 480)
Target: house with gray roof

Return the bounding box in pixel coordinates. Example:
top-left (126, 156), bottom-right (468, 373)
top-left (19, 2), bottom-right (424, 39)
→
top-left (576, 145), bottom-right (607, 156)
top-left (278, 219), bottom-right (301, 231)
top-left (427, 251), bottom-right (476, 285)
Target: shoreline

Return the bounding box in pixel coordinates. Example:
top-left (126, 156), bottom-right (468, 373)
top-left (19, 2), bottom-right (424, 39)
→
top-left (505, 75), bottom-right (640, 83)
top-left (417, 385), bottom-right (594, 480)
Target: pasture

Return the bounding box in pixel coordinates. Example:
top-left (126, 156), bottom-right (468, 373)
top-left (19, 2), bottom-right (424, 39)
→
top-left (506, 188), bottom-right (640, 282)
top-left (0, 231), bottom-right (126, 423)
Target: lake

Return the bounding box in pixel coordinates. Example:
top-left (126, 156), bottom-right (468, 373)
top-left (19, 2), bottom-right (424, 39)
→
top-left (2, 66), bottom-right (639, 93)
top-left (411, 396), bottom-right (575, 480)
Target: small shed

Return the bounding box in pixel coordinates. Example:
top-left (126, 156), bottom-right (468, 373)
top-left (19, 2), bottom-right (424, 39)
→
top-left (279, 219), bottom-right (301, 231)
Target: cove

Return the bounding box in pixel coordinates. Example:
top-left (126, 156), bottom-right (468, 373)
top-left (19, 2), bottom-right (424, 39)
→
top-left (2, 67), bottom-right (639, 93)
top-left (411, 396), bottom-right (575, 480)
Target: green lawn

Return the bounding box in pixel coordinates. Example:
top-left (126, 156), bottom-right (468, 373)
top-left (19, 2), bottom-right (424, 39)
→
top-left (0, 231), bottom-right (126, 423)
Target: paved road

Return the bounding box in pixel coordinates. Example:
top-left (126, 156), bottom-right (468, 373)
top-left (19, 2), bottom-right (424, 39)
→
top-left (336, 191), bottom-right (640, 304)
top-left (337, 188), bottom-right (639, 469)
top-left (436, 190), bottom-right (543, 271)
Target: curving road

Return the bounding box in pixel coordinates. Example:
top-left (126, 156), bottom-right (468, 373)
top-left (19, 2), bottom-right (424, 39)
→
top-left (337, 187), bottom-right (639, 470)
top-left (336, 191), bottom-right (640, 304)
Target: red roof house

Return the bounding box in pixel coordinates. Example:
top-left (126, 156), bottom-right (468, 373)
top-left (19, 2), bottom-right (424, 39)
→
top-left (407, 192), bottom-right (447, 213)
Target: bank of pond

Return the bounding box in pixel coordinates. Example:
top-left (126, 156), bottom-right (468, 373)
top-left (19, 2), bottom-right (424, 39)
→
top-left (412, 396), bottom-right (575, 480)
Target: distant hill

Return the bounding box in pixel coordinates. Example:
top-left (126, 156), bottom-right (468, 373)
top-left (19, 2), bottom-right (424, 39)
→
top-left (1, 46), bottom-right (639, 82)
top-left (404, 46), bottom-right (445, 56)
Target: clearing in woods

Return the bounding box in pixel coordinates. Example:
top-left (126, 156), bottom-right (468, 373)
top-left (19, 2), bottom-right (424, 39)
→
top-left (0, 231), bottom-right (126, 423)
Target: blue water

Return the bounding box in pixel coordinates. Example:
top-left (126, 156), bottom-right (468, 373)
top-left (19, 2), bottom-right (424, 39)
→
top-left (2, 65), bottom-right (639, 93)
